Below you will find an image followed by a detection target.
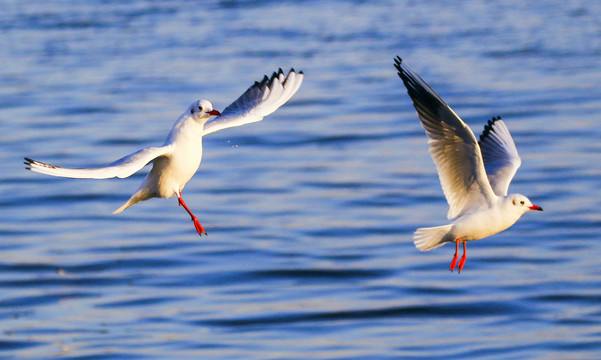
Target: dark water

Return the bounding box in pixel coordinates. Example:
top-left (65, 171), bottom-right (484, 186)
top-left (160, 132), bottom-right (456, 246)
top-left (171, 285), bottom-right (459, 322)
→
top-left (2, 1), bottom-right (601, 359)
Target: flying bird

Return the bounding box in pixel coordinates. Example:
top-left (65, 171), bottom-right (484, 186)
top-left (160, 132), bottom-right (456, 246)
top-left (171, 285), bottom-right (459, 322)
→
top-left (394, 57), bottom-right (542, 273)
top-left (25, 68), bottom-right (303, 237)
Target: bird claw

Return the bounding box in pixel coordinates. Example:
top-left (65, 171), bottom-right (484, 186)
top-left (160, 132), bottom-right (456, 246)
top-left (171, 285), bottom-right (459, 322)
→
top-left (458, 255), bottom-right (466, 274)
top-left (449, 239), bottom-right (459, 272)
top-left (450, 239), bottom-right (467, 273)
top-left (449, 253), bottom-right (458, 272)
top-left (177, 192), bottom-right (207, 237)
top-left (192, 218), bottom-right (207, 237)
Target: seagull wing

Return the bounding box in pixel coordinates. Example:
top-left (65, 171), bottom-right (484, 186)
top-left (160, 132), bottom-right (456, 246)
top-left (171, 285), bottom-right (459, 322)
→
top-left (202, 68), bottom-right (303, 136)
top-left (394, 57), bottom-right (497, 219)
top-left (477, 116), bottom-right (521, 196)
top-left (25, 144), bottom-right (173, 179)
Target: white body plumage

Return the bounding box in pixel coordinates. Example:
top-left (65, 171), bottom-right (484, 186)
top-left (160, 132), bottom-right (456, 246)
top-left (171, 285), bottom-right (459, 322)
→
top-left (395, 57), bottom-right (542, 272)
top-left (25, 69), bottom-right (304, 236)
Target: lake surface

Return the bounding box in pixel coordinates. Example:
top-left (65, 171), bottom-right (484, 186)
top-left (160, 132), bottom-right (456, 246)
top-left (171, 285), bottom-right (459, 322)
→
top-left (1, 1), bottom-right (601, 359)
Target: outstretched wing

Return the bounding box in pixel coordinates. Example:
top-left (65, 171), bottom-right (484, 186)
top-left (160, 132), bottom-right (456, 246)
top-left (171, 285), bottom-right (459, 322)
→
top-left (478, 116), bottom-right (521, 196)
top-left (25, 144), bottom-right (173, 179)
top-left (202, 68), bottom-right (303, 136)
top-left (394, 56), bottom-right (497, 219)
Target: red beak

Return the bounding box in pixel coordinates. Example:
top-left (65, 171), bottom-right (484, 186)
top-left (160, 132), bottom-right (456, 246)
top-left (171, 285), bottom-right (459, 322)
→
top-left (209, 109), bottom-right (222, 117)
top-left (528, 205), bottom-right (543, 211)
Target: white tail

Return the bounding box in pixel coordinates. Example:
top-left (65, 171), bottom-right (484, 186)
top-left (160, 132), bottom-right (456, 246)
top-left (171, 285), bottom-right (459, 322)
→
top-left (413, 224), bottom-right (454, 251)
top-left (113, 189), bottom-right (151, 214)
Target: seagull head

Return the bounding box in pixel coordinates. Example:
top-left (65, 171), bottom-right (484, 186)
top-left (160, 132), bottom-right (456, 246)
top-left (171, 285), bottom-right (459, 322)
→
top-left (509, 194), bottom-right (543, 214)
top-left (188, 99), bottom-right (222, 122)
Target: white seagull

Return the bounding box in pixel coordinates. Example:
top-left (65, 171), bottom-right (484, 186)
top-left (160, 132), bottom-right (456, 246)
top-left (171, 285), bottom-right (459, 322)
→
top-left (394, 57), bottom-right (542, 273)
top-left (25, 68), bottom-right (303, 237)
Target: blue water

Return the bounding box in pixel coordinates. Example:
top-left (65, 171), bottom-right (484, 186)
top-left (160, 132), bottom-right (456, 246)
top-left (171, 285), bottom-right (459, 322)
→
top-left (2, 1), bottom-right (601, 359)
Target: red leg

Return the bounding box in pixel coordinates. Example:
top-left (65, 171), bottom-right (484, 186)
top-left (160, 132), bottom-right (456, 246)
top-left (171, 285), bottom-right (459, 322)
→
top-left (177, 191), bottom-right (207, 236)
top-left (458, 242), bottom-right (467, 273)
top-left (449, 239), bottom-right (459, 272)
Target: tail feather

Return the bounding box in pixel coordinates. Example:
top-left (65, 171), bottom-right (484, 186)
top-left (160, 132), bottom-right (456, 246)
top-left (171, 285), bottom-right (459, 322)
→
top-left (413, 224), bottom-right (454, 251)
top-left (113, 190), bottom-right (151, 214)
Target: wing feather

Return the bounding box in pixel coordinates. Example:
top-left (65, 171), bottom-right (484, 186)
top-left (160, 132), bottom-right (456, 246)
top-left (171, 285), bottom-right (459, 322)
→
top-left (478, 116), bottom-right (521, 196)
top-left (395, 57), bottom-right (497, 219)
top-left (25, 145), bottom-right (173, 179)
top-left (202, 68), bottom-right (303, 136)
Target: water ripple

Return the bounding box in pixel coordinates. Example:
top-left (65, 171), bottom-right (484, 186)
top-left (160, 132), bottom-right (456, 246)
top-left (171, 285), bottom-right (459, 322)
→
top-left (2, 1), bottom-right (601, 359)
top-left (199, 300), bottom-right (531, 328)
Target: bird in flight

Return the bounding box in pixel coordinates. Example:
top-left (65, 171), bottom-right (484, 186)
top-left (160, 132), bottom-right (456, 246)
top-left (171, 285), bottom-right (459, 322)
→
top-left (25, 68), bottom-right (303, 237)
top-left (394, 57), bottom-right (542, 273)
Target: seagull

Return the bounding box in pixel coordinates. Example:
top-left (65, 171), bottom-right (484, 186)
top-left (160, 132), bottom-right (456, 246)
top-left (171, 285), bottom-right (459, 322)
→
top-left (25, 68), bottom-right (303, 237)
top-left (394, 57), bottom-right (542, 273)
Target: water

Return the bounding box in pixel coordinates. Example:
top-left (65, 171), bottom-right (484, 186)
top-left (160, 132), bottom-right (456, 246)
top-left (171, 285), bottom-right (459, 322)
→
top-left (1, 0), bottom-right (601, 358)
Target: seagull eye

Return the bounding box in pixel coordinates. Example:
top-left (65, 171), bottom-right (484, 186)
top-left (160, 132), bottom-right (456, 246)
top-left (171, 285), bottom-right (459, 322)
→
top-left (198, 105), bottom-right (203, 112)
top-left (520, 200), bottom-right (525, 206)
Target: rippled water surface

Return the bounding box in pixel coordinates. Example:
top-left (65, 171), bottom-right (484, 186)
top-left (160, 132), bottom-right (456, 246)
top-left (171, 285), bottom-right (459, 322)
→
top-left (2, 1), bottom-right (601, 359)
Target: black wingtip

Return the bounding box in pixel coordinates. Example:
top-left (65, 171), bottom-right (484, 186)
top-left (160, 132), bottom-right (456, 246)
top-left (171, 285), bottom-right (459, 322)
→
top-left (479, 116), bottom-right (503, 143)
top-left (393, 56), bottom-right (407, 81)
top-left (393, 56), bottom-right (449, 113)
top-left (393, 56), bottom-right (403, 71)
top-left (287, 67), bottom-right (303, 75)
